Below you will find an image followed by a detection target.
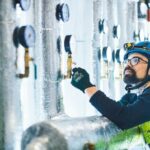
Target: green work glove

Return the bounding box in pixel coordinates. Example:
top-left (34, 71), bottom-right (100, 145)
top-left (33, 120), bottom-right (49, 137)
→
top-left (71, 67), bottom-right (95, 92)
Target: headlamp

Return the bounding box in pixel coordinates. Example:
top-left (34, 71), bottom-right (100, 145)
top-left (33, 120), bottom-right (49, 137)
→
top-left (124, 43), bottom-right (150, 52)
top-left (124, 43), bottom-right (135, 50)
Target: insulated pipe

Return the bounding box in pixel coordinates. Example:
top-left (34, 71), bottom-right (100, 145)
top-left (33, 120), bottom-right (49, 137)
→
top-left (41, 0), bottom-right (64, 118)
top-left (117, 0), bottom-right (127, 46)
top-left (0, 0), bottom-right (22, 149)
top-left (34, 0), bottom-right (63, 119)
top-left (93, 0), bottom-right (103, 88)
top-left (21, 116), bottom-right (121, 150)
top-left (127, 0), bottom-right (139, 42)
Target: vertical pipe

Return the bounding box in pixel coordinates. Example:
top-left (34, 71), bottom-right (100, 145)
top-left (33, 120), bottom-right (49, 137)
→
top-left (0, 0), bottom-right (22, 149)
top-left (93, 0), bottom-right (103, 88)
top-left (35, 0), bottom-right (63, 118)
top-left (118, 0), bottom-right (128, 45)
top-left (127, 0), bottom-right (138, 42)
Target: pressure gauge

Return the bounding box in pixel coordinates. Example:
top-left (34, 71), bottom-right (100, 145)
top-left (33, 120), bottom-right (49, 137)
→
top-left (116, 48), bottom-right (126, 63)
top-left (64, 35), bottom-right (76, 54)
top-left (146, 0), bottom-right (150, 8)
top-left (56, 3), bottom-right (70, 22)
top-left (18, 25), bottom-right (36, 48)
top-left (138, 2), bottom-right (147, 18)
top-left (16, 0), bottom-right (31, 11)
top-left (98, 19), bottom-right (108, 34)
top-left (102, 47), bottom-right (112, 62)
top-left (113, 25), bottom-right (121, 39)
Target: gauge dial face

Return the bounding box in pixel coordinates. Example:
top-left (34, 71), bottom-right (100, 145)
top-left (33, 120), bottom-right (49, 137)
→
top-left (19, 0), bottom-right (31, 11)
top-left (18, 25), bottom-right (36, 48)
top-left (61, 3), bottom-right (70, 22)
top-left (119, 48), bottom-right (126, 63)
top-left (103, 47), bottom-right (112, 62)
top-left (116, 49), bottom-right (126, 63)
top-left (103, 20), bottom-right (108, 34)
top-left (106, 47), bottom-right (112, 62)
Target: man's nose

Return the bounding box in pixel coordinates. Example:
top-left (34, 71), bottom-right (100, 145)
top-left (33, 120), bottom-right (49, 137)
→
top-left (124, 59), bottom-right (133, 68)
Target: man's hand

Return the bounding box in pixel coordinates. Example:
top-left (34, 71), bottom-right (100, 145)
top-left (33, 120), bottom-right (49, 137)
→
top-left (71, 67), bottom-right (95, 92)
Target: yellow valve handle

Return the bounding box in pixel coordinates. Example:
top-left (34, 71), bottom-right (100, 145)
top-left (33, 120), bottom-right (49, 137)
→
top-left (25, 48), bottom-right (33, 67)
top-left (18, 48), bottom-right (33, 78)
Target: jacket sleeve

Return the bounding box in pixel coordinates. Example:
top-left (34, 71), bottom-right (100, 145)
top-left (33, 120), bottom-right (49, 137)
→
top-left (119, 93), bottom-right (137, 106)
top-left (90, 90), bottom-right (150, 130)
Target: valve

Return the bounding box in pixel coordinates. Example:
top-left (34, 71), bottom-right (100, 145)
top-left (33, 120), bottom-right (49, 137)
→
top-left (83, 142), bottom-right (95, 150)
top-left (63, 35), bottom-right (76, 79)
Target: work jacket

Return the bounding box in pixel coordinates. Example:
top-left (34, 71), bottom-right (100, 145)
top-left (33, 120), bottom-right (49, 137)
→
top-left (90, 87), bottom-right (150, 144)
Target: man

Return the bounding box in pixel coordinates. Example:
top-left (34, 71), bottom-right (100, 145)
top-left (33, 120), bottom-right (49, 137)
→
top-left (71, 41), bottom-right (150, 145)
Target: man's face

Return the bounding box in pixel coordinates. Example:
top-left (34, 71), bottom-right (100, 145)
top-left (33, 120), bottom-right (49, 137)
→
top-left (123, 53), bottom-right (148, 84)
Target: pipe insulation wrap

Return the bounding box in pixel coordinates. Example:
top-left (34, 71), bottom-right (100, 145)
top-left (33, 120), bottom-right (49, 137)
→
top-left (21, 115), bottom-right (121, 150)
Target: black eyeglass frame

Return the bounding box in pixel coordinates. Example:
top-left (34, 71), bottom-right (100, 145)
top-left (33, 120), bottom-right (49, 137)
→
top-left (123, 56), bottom-right (148, 67)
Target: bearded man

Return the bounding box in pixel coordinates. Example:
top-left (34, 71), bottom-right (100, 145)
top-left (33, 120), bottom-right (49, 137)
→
top-left (71, 41), bottom-right (150, 146)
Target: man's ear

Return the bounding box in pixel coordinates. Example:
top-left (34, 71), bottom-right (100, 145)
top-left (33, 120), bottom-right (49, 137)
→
top-left (148, 69), bottom-right (150, 75)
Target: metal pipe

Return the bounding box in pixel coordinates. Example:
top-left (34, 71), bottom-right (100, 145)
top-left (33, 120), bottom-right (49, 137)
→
top-left (21, 116), bottom-right (121, 150)
top-left (33, 0), bottom-right (63, 119)
top-left (0, 0), bottom-right (22, 149)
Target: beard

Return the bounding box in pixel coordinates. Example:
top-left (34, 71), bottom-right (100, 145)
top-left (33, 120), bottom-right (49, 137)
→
top-left (123, 66), bottom-right (142, 84)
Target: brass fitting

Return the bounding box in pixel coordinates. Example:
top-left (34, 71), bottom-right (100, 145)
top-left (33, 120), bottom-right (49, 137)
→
top-left (64, 54), bottom-right (73, 79)
top-left (18, 48), bottom-right (33, 78)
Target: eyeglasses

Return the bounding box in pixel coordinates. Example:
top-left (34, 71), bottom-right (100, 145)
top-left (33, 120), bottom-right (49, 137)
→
top-left (123, 57), bottom-right (148, 67)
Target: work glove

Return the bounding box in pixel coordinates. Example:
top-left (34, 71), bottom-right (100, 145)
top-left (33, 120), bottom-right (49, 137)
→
top-left (71, 67), bottom-right (95, 92)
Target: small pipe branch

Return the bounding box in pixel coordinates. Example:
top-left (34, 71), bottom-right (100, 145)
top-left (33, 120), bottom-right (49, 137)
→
top-left (18, 48), bottom-right (33, 78)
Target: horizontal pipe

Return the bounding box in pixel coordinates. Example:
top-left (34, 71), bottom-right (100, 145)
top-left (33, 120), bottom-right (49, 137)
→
top-left (21, 115), bottom-right (121, 150)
